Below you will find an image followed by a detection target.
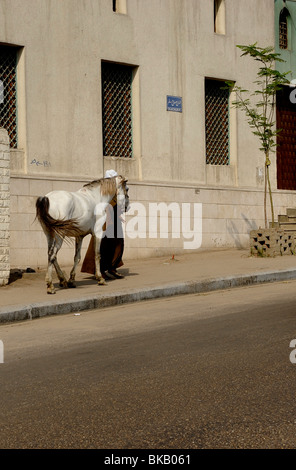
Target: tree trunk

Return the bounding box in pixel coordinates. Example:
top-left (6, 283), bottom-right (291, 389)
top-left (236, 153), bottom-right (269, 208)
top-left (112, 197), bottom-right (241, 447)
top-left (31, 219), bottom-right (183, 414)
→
top-left (266, 151), bottom-right (274, 228)
top-left (264, 163), bottom-right (267, 228)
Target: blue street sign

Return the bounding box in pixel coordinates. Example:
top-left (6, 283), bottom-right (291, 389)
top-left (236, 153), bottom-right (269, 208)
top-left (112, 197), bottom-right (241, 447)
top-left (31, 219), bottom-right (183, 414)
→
top-left (167, 95), bottom-right (182, 112)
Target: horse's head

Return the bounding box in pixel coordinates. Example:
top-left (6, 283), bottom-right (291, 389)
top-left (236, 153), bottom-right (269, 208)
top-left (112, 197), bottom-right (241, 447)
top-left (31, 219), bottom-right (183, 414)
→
top-left (116, 175), bottom-right (130, 213)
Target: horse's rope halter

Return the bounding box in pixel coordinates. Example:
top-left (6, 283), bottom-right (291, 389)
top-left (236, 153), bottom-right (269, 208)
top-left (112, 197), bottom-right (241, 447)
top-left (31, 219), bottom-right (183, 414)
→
top-left (110, 193), bottom-right (117, 208)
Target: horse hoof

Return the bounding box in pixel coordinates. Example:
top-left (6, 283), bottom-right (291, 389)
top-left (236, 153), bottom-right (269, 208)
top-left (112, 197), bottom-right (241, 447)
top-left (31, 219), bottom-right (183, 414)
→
top-left (59, 280), bottom-right (68, 288)
top-left (98, 279), bottom-right (107, 286)
top-left (67, 280), bottom-right (76, 288)
top-left (47, 287), bottom-right (56, 294)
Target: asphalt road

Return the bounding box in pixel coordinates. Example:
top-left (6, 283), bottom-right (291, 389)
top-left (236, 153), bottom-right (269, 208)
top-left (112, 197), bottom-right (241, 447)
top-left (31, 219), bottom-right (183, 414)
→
top-left (1, 280), bottom-right (296, 449)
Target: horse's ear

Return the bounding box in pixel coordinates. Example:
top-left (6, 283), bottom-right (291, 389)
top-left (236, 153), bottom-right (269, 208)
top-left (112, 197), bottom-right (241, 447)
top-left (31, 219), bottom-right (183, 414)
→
top-left (118, 175), bottom-right (128, 183)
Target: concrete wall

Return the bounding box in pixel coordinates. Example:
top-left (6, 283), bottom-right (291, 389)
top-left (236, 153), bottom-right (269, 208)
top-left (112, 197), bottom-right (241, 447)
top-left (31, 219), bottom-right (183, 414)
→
top-left (1, 0), bottom-right (296, 268)
top-left (0, 129), bottom-right (10, 284)
top-left (0, 0), bottom-right (274, 186)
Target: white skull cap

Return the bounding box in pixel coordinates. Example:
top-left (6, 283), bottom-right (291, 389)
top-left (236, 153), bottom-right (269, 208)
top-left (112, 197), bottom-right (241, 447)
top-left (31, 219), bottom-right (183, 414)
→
top-left (104, 169), bottom-right (118, 178)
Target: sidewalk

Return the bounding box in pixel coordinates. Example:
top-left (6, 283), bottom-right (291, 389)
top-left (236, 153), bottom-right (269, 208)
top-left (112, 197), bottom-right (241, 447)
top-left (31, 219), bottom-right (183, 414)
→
top-left (1, 248), bottom-right (296, 323)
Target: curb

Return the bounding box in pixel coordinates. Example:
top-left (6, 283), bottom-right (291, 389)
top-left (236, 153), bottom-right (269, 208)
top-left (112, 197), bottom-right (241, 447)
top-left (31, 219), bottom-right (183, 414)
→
top-left (1, 268), bottom-right (296, 324)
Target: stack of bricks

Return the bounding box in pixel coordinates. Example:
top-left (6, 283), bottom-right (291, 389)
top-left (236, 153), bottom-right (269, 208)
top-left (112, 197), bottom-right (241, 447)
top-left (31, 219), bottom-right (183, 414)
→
top-left (0, 128), bottom-right (10, 286)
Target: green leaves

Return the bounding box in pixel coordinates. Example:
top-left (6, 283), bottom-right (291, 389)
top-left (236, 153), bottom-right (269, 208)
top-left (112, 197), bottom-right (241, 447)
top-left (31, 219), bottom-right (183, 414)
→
top-left (231, 44), bottom-right (290, 155)
top-left (236, 43), bottom-right (285, 64)
top-left (232, 43), bottom-right (290, 227)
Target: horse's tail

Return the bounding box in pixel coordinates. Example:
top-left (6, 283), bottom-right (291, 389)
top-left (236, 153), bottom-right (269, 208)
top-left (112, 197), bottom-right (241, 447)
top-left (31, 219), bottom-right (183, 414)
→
top-left (35, 196), bottom-right (82, 238)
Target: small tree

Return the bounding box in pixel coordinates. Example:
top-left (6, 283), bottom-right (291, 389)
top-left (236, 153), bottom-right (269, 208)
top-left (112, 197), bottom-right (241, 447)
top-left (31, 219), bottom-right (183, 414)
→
top-left (227, 43), bottom-right (290, 228)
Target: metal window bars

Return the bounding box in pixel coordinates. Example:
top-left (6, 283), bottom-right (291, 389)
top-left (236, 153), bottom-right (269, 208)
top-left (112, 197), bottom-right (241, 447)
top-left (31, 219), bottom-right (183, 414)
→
top-left (101, 62), bottom-right (133, 158)
top-left (0, 46), bottom-right (17, 148)
top-left (205, 79), bottom-right (230, 165)
top-left (279, 19), bottom-right (288, 49)
top-left (279, 7), bottom-right (289, 50)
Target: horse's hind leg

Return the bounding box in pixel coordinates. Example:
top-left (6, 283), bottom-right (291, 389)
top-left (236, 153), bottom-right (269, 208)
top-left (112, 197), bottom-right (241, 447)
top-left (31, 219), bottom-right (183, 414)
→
top-left (68, 236), bottom-right (83, 288)
top-left (46, 234), bottom-right (67, 294)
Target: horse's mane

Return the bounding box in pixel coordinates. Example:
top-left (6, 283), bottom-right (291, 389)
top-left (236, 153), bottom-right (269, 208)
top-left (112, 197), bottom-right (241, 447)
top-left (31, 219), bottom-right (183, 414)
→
top-left (83, 177), bottom-right (118, 196)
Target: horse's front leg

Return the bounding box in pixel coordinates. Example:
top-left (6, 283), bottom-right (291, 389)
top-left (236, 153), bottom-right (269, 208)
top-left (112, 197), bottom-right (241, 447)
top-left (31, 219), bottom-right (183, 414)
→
top-left (68, 236), bottom-right (83, 288)
top-left (94, 235), bottom-right (106, 285)
top-left (93, 203), bottom-right (108, 286)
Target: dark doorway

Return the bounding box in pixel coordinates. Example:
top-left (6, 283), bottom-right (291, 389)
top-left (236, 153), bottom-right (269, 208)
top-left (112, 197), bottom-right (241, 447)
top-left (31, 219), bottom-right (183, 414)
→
top-left (276, 87), bottom-right (296, 190)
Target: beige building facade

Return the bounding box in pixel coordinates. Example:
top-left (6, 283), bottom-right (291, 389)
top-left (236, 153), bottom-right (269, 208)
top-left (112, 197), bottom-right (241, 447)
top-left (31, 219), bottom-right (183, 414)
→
top-left (0, 0), bottom-right (295, 270)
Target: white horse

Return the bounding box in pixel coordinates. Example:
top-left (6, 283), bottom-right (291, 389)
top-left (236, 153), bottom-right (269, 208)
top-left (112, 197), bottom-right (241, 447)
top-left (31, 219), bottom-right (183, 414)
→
top-left (36, 175), bottom-right (129, 294)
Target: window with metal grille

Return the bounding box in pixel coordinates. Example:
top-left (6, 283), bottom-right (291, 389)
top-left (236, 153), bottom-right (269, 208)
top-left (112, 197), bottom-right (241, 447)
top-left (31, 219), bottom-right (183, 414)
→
top-left (279, 8), bottom-right (289, 49)
top-left (0, 46), bottom-right (18, 148)
top-left (205, 79), bottom-right (230, 165)
top-left (101, 62), bottom-right (133, 158)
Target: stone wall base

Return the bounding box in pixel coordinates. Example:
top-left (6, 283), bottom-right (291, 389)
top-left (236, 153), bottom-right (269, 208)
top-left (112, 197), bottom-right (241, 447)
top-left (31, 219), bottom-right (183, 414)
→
top-left (9, 175), bottom-right (296, 269)
top-left (0, 129), bottom-right (10, 286)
